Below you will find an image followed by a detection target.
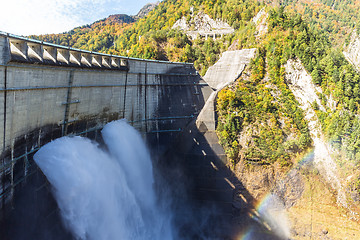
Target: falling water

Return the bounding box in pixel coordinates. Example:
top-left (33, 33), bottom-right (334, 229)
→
top-left (34, 120), bottom-right (173, 240)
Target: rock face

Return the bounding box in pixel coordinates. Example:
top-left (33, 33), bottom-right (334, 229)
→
top-left (252, 8), bottom-right (268, 38)
top-left (134, 2), bottom-right (159, 19)
top-left (285, 58), bottom-right (347, 207)
top-left (285, 59), bottom-right (325, 112)
top-left (344, 30), bottom-right (360, 71)
top-left (172, 12), bottom-right (234, 39)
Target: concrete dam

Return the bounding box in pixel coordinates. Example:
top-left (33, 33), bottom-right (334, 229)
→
top-left (0, 32), bottom-right (275, 239)
top-left (0, 32), bottom-right (217, 237)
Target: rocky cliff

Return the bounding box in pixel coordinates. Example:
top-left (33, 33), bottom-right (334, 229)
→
top-left (252, 8), bottom-right (268, 38)
top-left (285, 59), bottom-right (346, 206)
top-left (133, 2), bottom-right (159, 19)
top-left (344, 30), bottom-right (360, 71)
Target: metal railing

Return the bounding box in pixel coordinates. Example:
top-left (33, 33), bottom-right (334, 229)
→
top-left (0, 31), bottom-right (194, 66)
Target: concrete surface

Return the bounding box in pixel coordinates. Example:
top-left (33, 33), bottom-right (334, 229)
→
top-left (0, 33), bottom-right (210, 220)
top-left (197, 49), bottom-right (257, 131)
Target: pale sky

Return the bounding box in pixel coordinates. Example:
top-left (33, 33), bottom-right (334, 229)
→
top-left (0, 0), bottom-right (157, 36)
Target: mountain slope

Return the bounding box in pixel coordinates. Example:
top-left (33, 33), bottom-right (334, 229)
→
top-left (28, 2), bottom-right (159, 54)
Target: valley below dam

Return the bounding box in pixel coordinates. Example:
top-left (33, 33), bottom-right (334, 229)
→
top-left (192, 49), bottom-right (360, 239)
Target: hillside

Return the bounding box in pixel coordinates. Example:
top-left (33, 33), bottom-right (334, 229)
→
top-left (29, 1), bottom-right (360, 64)
top-left (28, 16), bottom-right (131, 53)
top-left (283, 0), bottom-right (360, 46)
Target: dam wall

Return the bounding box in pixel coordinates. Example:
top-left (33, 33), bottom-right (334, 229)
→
top-left (0, 32), bottom-right (211, 220)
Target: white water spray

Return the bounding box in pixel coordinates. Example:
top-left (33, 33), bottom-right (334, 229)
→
top-left (34, 120), bottom-right (173, 240)
top-left (256, 194), bottom-right (291, 239)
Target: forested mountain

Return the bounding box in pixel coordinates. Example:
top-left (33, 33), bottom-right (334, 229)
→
top-left (284, 0), bottom-right (360, 43)
top-left (28, 2), bottom-right (158, 53)
top-left (29, 15), bottom-right (132, 53)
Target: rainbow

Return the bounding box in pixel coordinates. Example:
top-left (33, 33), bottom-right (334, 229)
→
top-left (236, 149), bottom-right (315, 239)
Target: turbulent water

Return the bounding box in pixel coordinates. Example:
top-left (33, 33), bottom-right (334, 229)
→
top-left (34, 120), bottom-right (173, 240)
